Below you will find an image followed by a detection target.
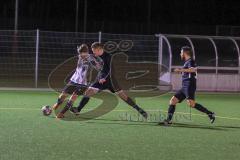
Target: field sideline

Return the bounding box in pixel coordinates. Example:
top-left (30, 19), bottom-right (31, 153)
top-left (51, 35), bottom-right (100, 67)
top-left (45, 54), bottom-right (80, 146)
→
top-left (0, 90), bottom-right (240, 160)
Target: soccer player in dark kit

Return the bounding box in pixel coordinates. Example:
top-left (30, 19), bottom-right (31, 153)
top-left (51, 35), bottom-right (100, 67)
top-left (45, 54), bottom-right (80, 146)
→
top-left (70, 42), bottom-right (148, 118)
top-left (161, 46), bottom-right (215, 126)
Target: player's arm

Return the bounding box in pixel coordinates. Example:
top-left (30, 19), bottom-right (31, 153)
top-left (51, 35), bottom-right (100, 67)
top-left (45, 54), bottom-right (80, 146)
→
top-left (174, 67), bottom-right (197, 73)
top-left (175, 60), bottom-right (197, 73)
top-left (87, 55), bottom-right (103, 71)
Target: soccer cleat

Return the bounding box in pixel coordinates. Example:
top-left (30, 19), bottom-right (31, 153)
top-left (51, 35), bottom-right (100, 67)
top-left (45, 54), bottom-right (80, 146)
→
top-left (56, 113), bottom-right (64, 119)
top-left (69, 107), bottom-right (80, 115)
top-left (138, 108), bottom-right (148, 119)
top-left (208, 112), bottom-right (215, 124)
top-left (161, 119), bottom-right (172, 126)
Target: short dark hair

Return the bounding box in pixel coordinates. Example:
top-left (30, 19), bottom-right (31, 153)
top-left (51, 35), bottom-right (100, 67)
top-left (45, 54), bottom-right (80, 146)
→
top-left (91, 42), bottom-right (104, 49)
top-left (77, 44), bottom-right (89, 53)
top-left (181, 46), bottom-right (192, 56)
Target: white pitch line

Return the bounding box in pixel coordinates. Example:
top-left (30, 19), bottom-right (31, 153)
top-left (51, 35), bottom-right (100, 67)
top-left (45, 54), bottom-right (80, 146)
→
top-left (0, 108), bottom-right (39, 110)
top-left (0, 108), bottom-right (240, 121)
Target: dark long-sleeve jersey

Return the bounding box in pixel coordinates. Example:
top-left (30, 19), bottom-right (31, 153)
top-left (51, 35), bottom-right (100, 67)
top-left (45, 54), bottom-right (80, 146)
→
top-left (98, 53), bottom-right (112, 80)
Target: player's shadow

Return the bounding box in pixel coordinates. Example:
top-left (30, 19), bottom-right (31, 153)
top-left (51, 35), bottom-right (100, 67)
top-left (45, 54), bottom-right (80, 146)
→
top-left (85, 118), bottom-right (156, 126)
top-left (66, 119), bottom-right (240, 131)
top-left (214, 125), bottom-right (240, 130)
top-left (86, 120), bottom-right (231, 130)
top-left (49, 114), bottom-right (240, 130)
top-left (158, 122), bottom-right (230, 131)
top-left (61, 116), bottom-right (155, 126)
top-left (49, 113), bottom-right (158, 126)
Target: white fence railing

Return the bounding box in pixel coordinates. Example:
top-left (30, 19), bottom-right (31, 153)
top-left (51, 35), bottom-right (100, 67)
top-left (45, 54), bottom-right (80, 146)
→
top-left (0, 30), bottom-right (239, 92)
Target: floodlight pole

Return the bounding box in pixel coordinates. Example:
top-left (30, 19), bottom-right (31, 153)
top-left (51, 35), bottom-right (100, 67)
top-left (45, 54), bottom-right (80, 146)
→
top-left (75, 0), bottom-right (79, 32)
top-left (14, 0), bottom-right (19, 32)
top-left (147, 0), bottom-right (151, 33)
top-left (83, 0), bottom-right (87, 33)
top-left (83, 0), bottom-right (87, 41)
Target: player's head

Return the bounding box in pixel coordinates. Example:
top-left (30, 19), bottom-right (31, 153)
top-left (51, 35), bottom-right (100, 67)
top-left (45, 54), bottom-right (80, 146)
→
top-left (77, 44), bottom-right (89, 59)
top-left (180, 46), bottom-right (192, 60)
top-left (91, 42), bottom-right (104, 56)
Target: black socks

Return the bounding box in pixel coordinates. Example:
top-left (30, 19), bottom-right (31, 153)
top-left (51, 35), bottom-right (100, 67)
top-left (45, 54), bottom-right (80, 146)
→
top-left (194, 103), bottom-right (213, 115)
top-left (57, 98), bottom-right (64, 105)
top-left (61, 101), bottom-right (73, 114)
top-left (167, 105), bottom-right (176, 121)
top-left (125, 97), bottom-right (140, 110)
top-left (77, 96), bottom-right (90, 112)
top-left (165, 103), bottom-right (213, 122)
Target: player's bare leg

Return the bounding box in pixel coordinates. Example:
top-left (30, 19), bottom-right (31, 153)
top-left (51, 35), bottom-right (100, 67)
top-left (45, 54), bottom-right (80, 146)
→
top-left (70, 87), bottom-right (99, 114)
top-left (187, 99), bottom-right (215, 123)
top-left (116, 90), bottom-right (148, 119)
top-left (162, 96), bottom-right (179, 125)
top-left (56, 93), bottom-right (78, 118)
top-left (52, 92), bottom-right (67, 110)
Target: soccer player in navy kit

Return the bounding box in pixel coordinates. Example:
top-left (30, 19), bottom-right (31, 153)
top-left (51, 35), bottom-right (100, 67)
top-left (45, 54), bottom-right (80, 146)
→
top-left (70, 42), bottom-right (148, 118)
top-left (162, 46), bottom-right (215, 125)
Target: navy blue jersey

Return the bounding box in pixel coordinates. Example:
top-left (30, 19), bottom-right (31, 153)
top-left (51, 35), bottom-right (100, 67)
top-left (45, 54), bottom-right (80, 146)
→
top-left (182, 58), bottom-right (197, 84)
top-left (98, 53), bottom-right (112, 80)
top-left (91, 53), bottom-right (122, 93)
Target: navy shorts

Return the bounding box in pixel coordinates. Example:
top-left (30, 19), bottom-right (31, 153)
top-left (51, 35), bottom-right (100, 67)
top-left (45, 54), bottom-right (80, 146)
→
top-left (91, 77), bottom-right (121, 93)
top-left (62, 81), bottom-right (88, 95)
top-left (174, 82), bottom-right (196, 103)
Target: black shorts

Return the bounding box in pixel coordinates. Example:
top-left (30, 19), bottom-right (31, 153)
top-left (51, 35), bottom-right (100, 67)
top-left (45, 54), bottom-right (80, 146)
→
top-left (62, 81), bottom-right (88, 95)
top-left (91, 78), bottom-right (121, 93)
top-left (174, 83), bottom-right (196, 103)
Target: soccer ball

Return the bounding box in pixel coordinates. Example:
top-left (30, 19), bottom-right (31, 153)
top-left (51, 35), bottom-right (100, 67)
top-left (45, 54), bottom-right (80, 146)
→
top-left (41, 105), bottom-right (52, 116)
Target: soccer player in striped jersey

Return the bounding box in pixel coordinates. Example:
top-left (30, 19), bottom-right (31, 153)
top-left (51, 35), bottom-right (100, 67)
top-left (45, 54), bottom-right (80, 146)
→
top-left (51, 44), bottom-right (103, 118)
top-left (161, 46), bottom-right (215, 126)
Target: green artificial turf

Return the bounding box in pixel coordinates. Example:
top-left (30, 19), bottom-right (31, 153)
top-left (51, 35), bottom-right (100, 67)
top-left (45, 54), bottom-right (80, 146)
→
top-left (0, 90), bottom-right (240, 160)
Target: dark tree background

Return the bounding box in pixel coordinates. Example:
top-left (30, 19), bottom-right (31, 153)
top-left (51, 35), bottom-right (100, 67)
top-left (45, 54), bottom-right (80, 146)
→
top-left (0, 0), bottom-right (239, 35)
